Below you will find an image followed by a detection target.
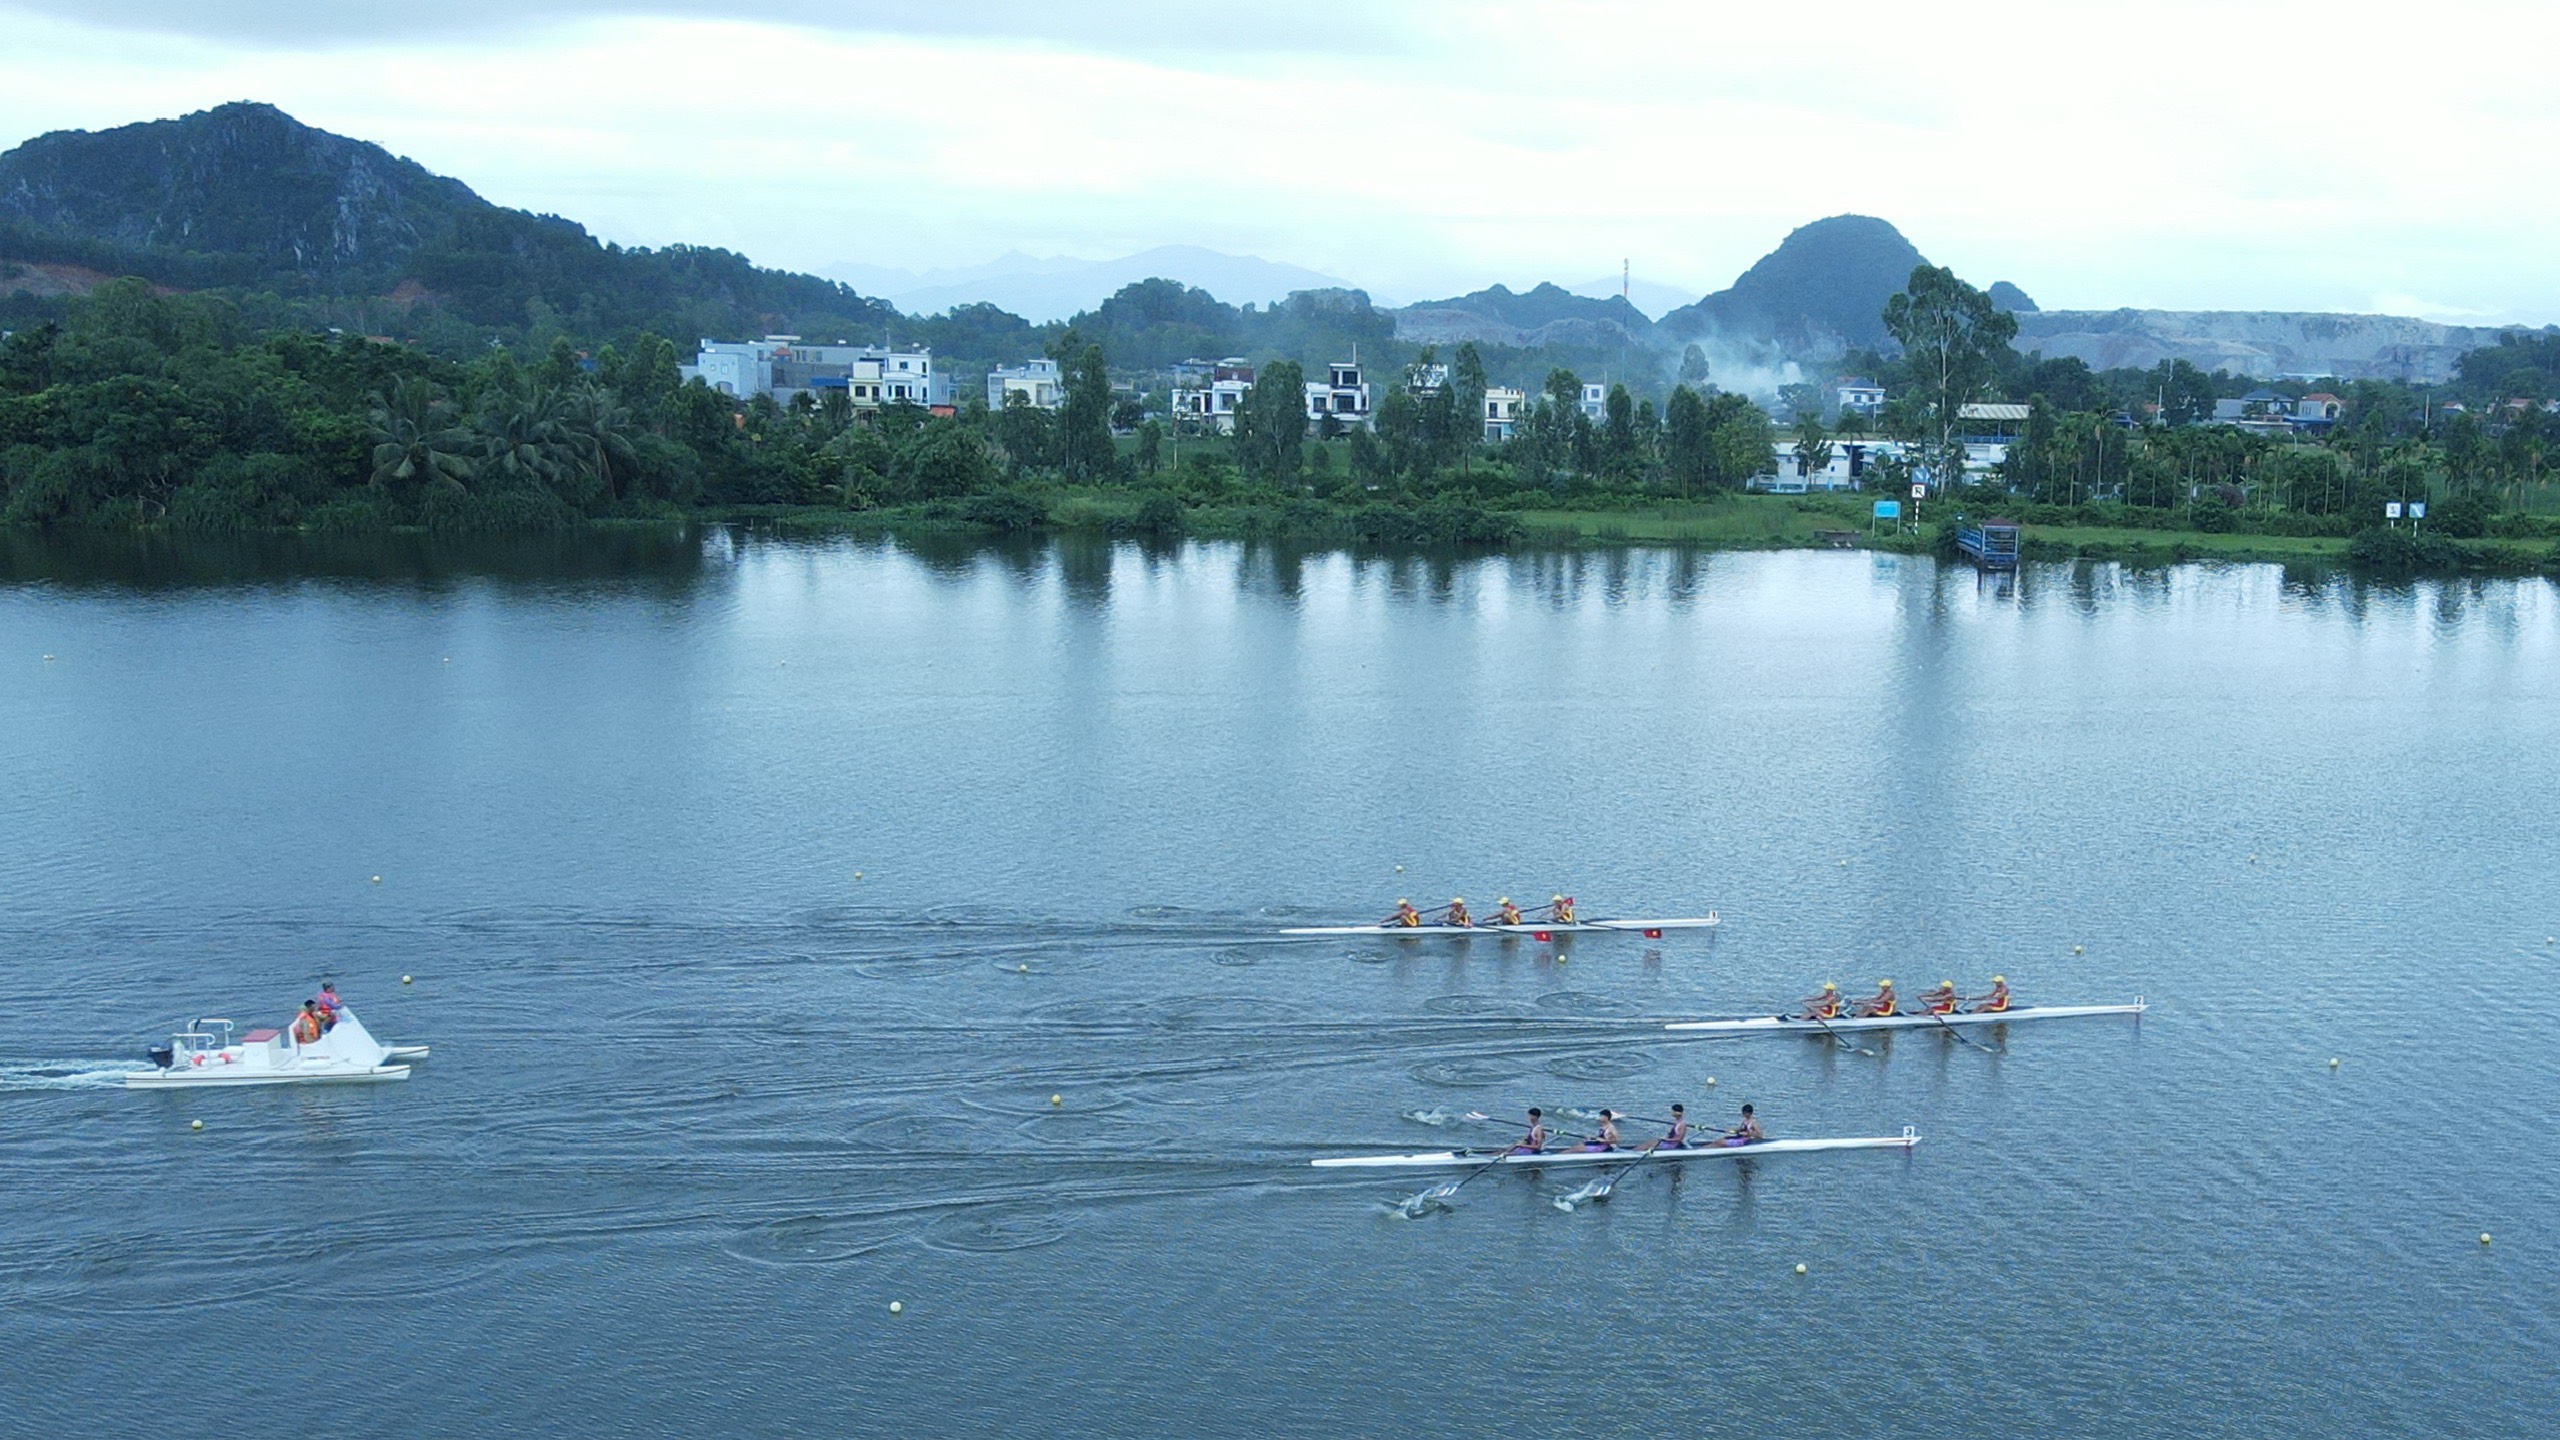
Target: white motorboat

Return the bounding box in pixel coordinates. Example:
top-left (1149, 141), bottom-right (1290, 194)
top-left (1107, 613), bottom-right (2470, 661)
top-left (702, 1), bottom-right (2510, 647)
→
top-left (125, 1009), bottom-right (417, 1088)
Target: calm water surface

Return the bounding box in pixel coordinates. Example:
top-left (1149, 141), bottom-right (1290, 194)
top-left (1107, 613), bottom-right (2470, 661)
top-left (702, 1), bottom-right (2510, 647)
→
top-left (2, 531), bottom-right (2555, 1437)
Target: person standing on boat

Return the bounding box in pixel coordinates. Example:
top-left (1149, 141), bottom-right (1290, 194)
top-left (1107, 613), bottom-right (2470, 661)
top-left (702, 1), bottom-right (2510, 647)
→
top-left (314, 981), bottom-right (344, 1031)
top-left (1445, 897), bottom-right (1472, 928)
top-left (1495, 897), bottom-right (1523, 926)
top-left (1389, 899), bottom-right (1423, 928)
top-left (1968, 976), bottom-right (2012, 1013)
top-left (1723, 1104), bottom-right (1764, 1144)
top-left (1511, 1108), bottom-right (1548, 1155)
top-left (1651, 1103), bottom-right (1691, 1151)
top-left (1587, 1110), bottom-right (1621, 1151)
top-left (1923, 980), bottom-right (1959, 1015)
top-left (290, 1002), bottom-right (324, 1046)
top-left (1798, 983), bottom-right (1841, 1020)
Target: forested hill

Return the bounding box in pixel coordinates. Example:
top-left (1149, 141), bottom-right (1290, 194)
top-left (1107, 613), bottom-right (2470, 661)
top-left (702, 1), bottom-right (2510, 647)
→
top-left (0, 103), bottom-right (1049, 361)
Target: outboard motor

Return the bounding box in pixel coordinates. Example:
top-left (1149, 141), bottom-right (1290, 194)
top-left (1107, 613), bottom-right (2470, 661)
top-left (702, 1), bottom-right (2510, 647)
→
top-left (147, 1043), bottom-right (175, 1069)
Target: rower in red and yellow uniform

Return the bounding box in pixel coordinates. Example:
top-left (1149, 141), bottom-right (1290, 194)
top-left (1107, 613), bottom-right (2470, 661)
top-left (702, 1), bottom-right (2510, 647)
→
top-left (1851, 979), bottom-right (1897, 1018)
top-left (1389, 899), bottom-right (1423, 928)
top-left (1495, 897), bottom-right (1523, 926)
top-left (1923, 980), bottom-right (1960, 1015)
top-left (1550, 894), bottom-right (1576, 924)
top-left (1797, 982), bottom-right (1841, 1020)
top-left (1968, 975), bottom-right (2012, 1013)
top-left (1445, 897), bottom-right (1472, 928)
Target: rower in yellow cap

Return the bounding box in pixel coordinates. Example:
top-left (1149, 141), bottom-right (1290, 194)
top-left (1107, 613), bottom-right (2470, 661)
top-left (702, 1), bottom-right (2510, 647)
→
top-left (1923, 980), bottom-right (1960, 1015)
top-left (1495, 897), bottom-right (1523, 926)
top-left (1797, 982), bottom-right (1841, 1021)
top-left (1445, 897), bottom-right (1472, 928)
top-left (1388, 899), bottom-right (1423, 928)
top-left (1968, 975), bottom-right (2012, 1013)
top-left (1851, 979), bottom-right (1898, 1018)
top-left (1549, 894), bottom-right (1576, 924)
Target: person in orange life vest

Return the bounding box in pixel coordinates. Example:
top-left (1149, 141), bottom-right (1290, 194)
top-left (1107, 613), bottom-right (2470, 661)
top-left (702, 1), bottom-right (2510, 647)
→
top-left (1798, 982), bottom-right (1841, 1020)
top-left (291, 1002), bottom-right (324, 1045)
top-left (1851, 979), bottom-right (1898, 1018)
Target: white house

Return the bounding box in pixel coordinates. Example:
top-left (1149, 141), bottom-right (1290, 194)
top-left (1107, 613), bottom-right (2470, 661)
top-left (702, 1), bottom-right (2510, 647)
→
top-left (1483, 386), bottom-right (1528, 443)
top-left (1759, 438), bottom-right (1906, 492)
top-left (1836, 378), bottom-right (1886, 417)
top-left (1170, 358), bottom-right (1257, 433)
top-left (1304, 360), bottom-right (1372, 429)
top-left (681, 336), bottom-right (947, 408)
top-left (1580, 382), bottom-right (1608, 421)
top-left (988, 358), bottom-right (1067, 410)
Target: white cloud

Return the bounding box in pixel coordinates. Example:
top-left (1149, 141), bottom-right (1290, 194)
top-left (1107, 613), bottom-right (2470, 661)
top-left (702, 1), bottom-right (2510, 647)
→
top-left (1, 2), bottom-right (2557, 322)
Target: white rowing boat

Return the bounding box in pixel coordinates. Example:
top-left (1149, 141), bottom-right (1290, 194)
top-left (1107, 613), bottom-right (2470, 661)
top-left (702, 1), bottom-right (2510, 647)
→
top-left (1281, 914), bottom-right (1720, 937)
top-left (1312, 1128), bottom-right (1919, 1169)
top-left (123, 1010), bottom-right (418, 1088)
top-left (1663, 1001), bottom-right (2145, 1035)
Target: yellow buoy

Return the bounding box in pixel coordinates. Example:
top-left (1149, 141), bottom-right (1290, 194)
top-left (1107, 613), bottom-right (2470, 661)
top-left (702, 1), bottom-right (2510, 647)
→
top-left (2481, 1232), bottom-right (2493, 1246)
top-left (854, 871), bottom-right (864, 880)
top-left (401, 975), bottom-right (413, 985)
top-left (889, 1300), bottom-right (904, 1314)
top-left (2072, 944), bottom-right (2084, 954)
top-left (42, 654), bottom-right (55, 662)
top-left (1706, 1076), bottom-right (1717, 1086)
top-left (1394, 865), bottom-right (1404, 873)
top-left (2329, 1057), bottom-right (2340, 1068)
top-left (1017, 964), bottom-right (1029, 973)
top-left (190, 1119), bottom-right (204, 1130)
top-left (371, 876), bottom-right (382, 885)
top-left (1049, 1094), bottom-right (1063, 1107)
top-left (1793, 1263), bottom-right (1807, 1275)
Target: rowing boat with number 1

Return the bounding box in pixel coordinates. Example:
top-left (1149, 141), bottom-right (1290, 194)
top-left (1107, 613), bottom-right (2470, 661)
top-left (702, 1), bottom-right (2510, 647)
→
top-left (1311, 1129), bottom-right (1919, 1169)
top-left (1664, 1001), bottom-right (2144, 1035)
top-left (1281, 914), bottom-right (1720, 937)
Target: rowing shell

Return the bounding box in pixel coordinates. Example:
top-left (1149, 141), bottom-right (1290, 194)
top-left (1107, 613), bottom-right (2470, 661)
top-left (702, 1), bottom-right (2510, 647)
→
top-left (1664, 1001), bottom-right (2145, 1034)
top-left (1280, 916), bottom-right (1721, 937)
top-left (1311, 1130), bottom-right (1920, 1169)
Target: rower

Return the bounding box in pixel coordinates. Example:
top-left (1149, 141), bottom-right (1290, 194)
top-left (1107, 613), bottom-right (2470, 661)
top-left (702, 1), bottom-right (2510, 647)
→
top-left (1798, 982), bottom-right (1841, 1020)
top-left (1851, 979), bottom-right (1897, 1018)
top-left (1496, 897), bottom-right (1523, 926)
top-left (1587, 1110), bottom-right (1620, 1151)
top-left (1550, 894), bottom-right (1576, 925)
top-left (1390, 899), bottom-right (1423, 928)
top-left (1445, 897), bottom-right (1471, 928)
top-left (1923, 980), bottom-right (1959, 1015)
top-left (1968, 975), bottom-right (2013, 1013)
top-left (1512, 1108), bottom-right (1548, 1155)
top-left (1724, 1103), bottom-right (1764, 1144)
top-left (1653, 1103), bottom-right (1690, 1151)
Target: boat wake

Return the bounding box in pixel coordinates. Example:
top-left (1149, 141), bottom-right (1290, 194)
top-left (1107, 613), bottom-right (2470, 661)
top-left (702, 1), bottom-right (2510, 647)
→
top-left (0, 1059), bottom-right (131, 1091)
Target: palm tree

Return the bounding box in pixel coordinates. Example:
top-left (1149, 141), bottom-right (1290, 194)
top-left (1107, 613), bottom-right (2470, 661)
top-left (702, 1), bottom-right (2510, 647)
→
top-left (556, 383), bottom-right (641, 505)
top-left (475, 381), bottom-right (571, 493)
top-left (367, 378), bottom-right (474, 497)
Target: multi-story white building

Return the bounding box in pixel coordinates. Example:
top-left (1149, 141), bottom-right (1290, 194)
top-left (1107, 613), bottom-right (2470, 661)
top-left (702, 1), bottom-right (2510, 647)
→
top-left (1170, 358), bottom-right (1257, 433)
top-left (1483, 386), bottom-right (1528, 443)
top-left (1580, 382), bottom-right (1608, 422)
top-left (681, 336), bottom-right (947, 409)
top-left (1836, 378), bottom-right (1886, 417)
top-left (987, 358), bottom-right (1067, 410)
top-left (1304, 360), bottom-right (1372, 429)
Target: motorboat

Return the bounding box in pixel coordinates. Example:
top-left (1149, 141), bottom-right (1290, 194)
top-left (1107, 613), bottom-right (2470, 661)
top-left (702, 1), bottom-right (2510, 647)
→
top-left (125, 1008), bottom-right (422, 1088)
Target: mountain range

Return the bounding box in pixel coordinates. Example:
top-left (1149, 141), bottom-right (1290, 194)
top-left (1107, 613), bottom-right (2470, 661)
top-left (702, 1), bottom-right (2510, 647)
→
top-left (0, 103), bottom-right (2536, 385)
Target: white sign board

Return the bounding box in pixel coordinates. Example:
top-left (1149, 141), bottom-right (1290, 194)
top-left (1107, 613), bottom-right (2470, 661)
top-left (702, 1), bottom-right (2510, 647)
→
top-left (2385, 502), bottom-right (2403, 519)
top-left (1910, 483), bottom-right (1927, 499)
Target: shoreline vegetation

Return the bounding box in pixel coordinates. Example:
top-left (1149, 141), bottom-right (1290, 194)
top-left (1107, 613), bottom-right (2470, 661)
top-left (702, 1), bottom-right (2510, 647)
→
top-left (5, 276), bottom-right (2560, 580)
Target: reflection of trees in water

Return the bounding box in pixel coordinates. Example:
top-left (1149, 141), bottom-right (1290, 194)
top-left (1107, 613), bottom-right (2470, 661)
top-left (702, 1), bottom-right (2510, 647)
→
top-left (0, 523), bottom-right (714, 595)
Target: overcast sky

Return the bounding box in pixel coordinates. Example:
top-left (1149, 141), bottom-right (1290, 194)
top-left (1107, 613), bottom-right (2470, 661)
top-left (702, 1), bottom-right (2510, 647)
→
top-left (3, 1), bottom-right (2555, 321)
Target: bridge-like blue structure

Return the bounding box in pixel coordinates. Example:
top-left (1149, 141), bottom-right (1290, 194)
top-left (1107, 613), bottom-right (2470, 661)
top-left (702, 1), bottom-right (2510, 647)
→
top-left (1956, 519), bottom-right (2020, 571)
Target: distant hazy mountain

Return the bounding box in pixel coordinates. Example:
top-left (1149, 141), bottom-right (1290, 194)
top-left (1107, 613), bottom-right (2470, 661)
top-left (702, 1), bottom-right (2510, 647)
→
top-left (830, 245), bottom-right (1351, 323)
top-left (2014, 309), bottom-right (2524, 384)
top-left (1657, 215), bottom-right (1928, 353)
top-left (1987, 280), bottom-right (2038, 312)
top-left (1391, 281), bottom-right (1655, 349)
top-left (1562, 275), bottom-right (1696, 321)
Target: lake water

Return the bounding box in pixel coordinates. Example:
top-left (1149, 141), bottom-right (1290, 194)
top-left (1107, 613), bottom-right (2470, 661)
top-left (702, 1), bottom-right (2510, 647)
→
top-left (3, 530), bottom-right (2556, 1437)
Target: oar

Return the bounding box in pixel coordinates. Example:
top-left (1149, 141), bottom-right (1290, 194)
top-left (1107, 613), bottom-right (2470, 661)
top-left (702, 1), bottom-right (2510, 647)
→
top-left (1806, 1011), bottom-right (1875, 1056)
top-left (1921, 1007), bottom-right (1999, 1054)
top-left (1589, 1137), bottom-right (1672, 1200)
